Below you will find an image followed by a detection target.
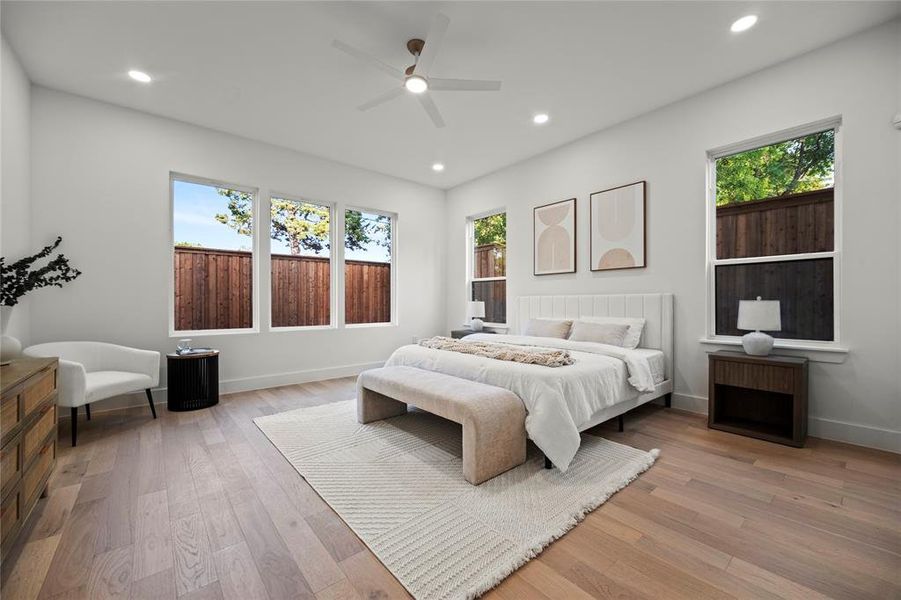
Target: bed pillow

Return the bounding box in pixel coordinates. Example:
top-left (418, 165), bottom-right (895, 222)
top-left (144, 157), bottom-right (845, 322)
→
top-left (578, 316), bottom-right (646, 349)
top-left (568, 321), bottom-right (630, 346)
top-left (522, 318), bottom-right (572, 339)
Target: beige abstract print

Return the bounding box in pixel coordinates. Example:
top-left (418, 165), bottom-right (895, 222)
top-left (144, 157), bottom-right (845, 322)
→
top-left (534, 198), bottom-right (576, 275)
top-left (590, 181), bottom-right (646, 271)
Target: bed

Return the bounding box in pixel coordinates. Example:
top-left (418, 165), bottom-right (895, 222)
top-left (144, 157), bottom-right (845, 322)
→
top-left (385, 293), bottom-right (674, 471)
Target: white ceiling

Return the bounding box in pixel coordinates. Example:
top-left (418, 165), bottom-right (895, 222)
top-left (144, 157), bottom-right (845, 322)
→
top-left (3, 1), bottom-right (899, 189)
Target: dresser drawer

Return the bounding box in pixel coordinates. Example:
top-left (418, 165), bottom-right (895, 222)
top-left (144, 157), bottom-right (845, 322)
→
top-left (0, 389), bottom-right (21, 442)
top-left (1, 436), bottom-right (21, 498)
top-left (23, 368), bottom-right (56, 419)
top-left (713, 359), bottom-right (794, 394)
top-left (0, 485), bottom-right (22, 548)
top-left (22, 438), bottom-right (54, 506)
top-left (23, 403), bottom-right (56, 465)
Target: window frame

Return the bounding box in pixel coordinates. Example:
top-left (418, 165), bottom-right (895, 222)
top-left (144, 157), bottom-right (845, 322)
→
top-left (467, 208), bottom-right (507, 327)
top-left (704, 117), bottom-right (844, 352)
top-left (169, 172), bottom-right (260, 337)
top-left (267, 192), bottom-right (337, 332)
top-left (342, 205), bottom-right (397, 329)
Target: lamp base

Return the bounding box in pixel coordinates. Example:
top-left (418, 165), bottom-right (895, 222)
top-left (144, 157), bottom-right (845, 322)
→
top-left (470, 318), bottom-right (484, 332)
top-left (742, 331), bottom-right (775, 356)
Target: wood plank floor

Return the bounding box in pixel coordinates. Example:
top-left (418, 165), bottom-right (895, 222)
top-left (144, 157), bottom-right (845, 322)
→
top-left (2, 377), bottom-right (899, 599)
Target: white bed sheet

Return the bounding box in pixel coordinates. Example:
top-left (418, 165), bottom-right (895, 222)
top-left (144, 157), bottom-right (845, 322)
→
top-left (383, 333), bottom-right (655, 471)
top-left (633, 348), bottom-right (666, 384)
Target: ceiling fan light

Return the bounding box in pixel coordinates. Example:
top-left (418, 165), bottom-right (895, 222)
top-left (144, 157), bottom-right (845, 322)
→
top-left (128, 69), bottom-right (152, 83)
top-left (405, 75), bottom-right (428, 94)
top-left (730, 15), bottom-right (758, 33)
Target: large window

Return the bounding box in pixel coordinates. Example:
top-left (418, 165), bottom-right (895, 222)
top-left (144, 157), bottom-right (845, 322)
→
top-left (708, 123), bottom-right (839, 344)
top-left (344, 208), bottom-right (393, 325)
top-left (469, 212), bottom-right (507, 325)
top-left (270, 196), bottom-right (333, 328)
top-left (172, 175), bottom-right (257, 332)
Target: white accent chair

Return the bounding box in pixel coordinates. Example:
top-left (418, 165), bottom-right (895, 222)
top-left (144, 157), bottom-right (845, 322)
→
top-left (23, 342), bottom-right (160, 446)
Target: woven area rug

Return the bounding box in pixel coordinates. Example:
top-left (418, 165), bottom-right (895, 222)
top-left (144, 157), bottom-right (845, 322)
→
top-left (254, 400), bottom-right (658, 600)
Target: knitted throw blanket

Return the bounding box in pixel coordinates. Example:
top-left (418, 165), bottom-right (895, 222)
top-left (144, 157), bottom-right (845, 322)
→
top-left (418, 336), bottom-right (574, 367)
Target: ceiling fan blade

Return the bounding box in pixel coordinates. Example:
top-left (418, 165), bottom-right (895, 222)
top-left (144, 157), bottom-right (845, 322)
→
top-left (332, 40), bottom-right (404, 81)
top-left (357, 87), bottom-right (405, 111)
top-left (413, 12), bottom-right (450, 76)
top-left (429, 78), bottom-right (502, 92)
top-left (417, 94), bottom-right (446, 128)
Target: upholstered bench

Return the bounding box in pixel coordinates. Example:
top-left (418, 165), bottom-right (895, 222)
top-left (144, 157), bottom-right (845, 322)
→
top-left (356, 366), bottom-right (527, 485)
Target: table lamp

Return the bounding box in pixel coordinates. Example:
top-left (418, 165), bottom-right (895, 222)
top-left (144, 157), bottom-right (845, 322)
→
top-left (467, 301), bottom-right (486, 331)
top-left (737, 296), bottom-right (781, 356)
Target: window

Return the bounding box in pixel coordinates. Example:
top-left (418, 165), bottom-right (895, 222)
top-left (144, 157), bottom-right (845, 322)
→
top-left (171, 175), bottom-right (257, 332)
top-left (708, 123), bottom-right (839, 344)
top-left (270, 196), bottom-right (333, 328)
top-left (469, 211), bottom-right (507, 324)
top-left (344, 208), bottom-right (393, 325)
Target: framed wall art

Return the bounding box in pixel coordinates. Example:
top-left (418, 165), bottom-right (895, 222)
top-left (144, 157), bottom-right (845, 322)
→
top-left (534, 197), bottom-right (576, 275)
top-left (590, 181), bottom-right (646, 271)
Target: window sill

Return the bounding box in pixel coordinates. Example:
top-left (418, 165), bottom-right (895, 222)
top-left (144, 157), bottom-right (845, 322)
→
top-left (700, 337), bottom-right (849, 364)
top-left (170, 328), bottom-right (259, 338)
top-left (270, 325), bottom-right (336, 333)
top-left (344, 322), bottom-right (396, 329)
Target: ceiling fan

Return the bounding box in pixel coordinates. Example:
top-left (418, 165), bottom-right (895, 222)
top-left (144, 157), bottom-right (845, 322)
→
top-left (332, 12), bottom-right (502, 128)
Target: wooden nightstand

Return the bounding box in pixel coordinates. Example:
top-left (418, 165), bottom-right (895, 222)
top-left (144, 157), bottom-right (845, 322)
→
top-left (708, 351), bottom-right (808, 447)
top-left (450, 329), bottom-right (495, 339)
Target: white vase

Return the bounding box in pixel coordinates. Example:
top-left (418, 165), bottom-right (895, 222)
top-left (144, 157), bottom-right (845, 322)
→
top-left (0, 305), bottom-right (12, 333)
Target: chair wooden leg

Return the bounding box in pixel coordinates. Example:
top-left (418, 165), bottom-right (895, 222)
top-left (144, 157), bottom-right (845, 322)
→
top-left (145, 389), bottom-right (157, 419)
top-left (618, 414), bottom-right (624, 432)
top-left (85, 403), bottom-right (91, 421)
top-left (71, 407), bottom-right (78, 447)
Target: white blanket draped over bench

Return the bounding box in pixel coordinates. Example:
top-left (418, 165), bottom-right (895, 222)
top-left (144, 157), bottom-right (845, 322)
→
top-left (385, 333), bottom-right (656, 471)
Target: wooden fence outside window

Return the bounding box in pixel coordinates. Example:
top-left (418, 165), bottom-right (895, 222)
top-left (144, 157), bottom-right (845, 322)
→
top-left (173, 247), bottom-right (390, 331)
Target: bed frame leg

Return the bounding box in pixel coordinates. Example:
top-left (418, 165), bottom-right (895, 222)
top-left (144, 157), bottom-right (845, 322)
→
top-left (665, 393), bottom-right (672, 408)
top-left (618, 415), bottom-right (624, 432)
top-left (544, 455), bottom-right (552, 469)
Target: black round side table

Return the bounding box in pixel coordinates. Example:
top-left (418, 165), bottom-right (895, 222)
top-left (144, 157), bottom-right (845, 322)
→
top-left (166, 350), bottom-right (219, 411)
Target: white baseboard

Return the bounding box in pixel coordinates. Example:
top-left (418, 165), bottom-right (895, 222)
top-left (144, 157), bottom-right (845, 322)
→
top-left (671, 392), bottom-right (708, 415)
top-left (59, 360), bottom-right (383, 419)
top-left (668, 392), bottom-right (899, 454)
top-left (808, 417), bottom-right (901, 454)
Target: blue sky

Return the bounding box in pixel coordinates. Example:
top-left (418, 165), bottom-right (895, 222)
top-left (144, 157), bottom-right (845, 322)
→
top-left (173, 180), bottom-right (390, 262)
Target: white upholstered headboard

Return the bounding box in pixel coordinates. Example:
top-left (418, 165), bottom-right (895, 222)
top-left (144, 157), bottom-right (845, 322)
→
top-left (516, 293), bottom-right (674, 380)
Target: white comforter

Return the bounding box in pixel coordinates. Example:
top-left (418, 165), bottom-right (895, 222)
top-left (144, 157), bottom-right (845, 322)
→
top-left (384, 334), bottom-right (656, 471)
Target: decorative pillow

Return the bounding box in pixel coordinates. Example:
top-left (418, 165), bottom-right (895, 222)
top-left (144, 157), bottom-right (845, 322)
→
top-left (568, 321), bottom-right (630, 346)
top-left (578, 316), bottom-right (646, 349)
top-left (523, 318), bottom-right (573, 339)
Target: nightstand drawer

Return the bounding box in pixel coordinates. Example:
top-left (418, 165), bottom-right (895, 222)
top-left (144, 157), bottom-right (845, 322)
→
top-left (22, 437), bottom-right (55, 506)
top-left (713, 360), bottom-right (794, 394)
top-left (0, 485), bottom-right (22, 547)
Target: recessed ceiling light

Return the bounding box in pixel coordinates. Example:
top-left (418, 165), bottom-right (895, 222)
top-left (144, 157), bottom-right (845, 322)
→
top-left (405, 75), bottom-right (428, 94)
top-left (730, 15), bottom-right (758, 33)
top-left (432, 163), bottom-right (445, 172)
top-left (128, 69), bottom-right (152, 83)
top-left (533, 113), bottom-right (550, 125)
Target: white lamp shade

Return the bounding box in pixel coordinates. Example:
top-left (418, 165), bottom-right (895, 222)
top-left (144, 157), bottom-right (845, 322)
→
top-left (737, 297), bottom-right (781, 331)
top-left (467, 301), bottom-right (486, 319)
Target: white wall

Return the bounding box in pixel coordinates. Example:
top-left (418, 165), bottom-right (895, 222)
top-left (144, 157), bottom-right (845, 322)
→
top-left (446, 21), bottom-right (901, 451)
top-left (30, 87), bottom-right (446, 408)
top-left (1, 36), bottom-right (32, 344)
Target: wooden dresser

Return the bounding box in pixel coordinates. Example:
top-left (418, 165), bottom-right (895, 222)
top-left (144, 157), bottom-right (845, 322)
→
top-left (1, 357), bottom-right (58, 560)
